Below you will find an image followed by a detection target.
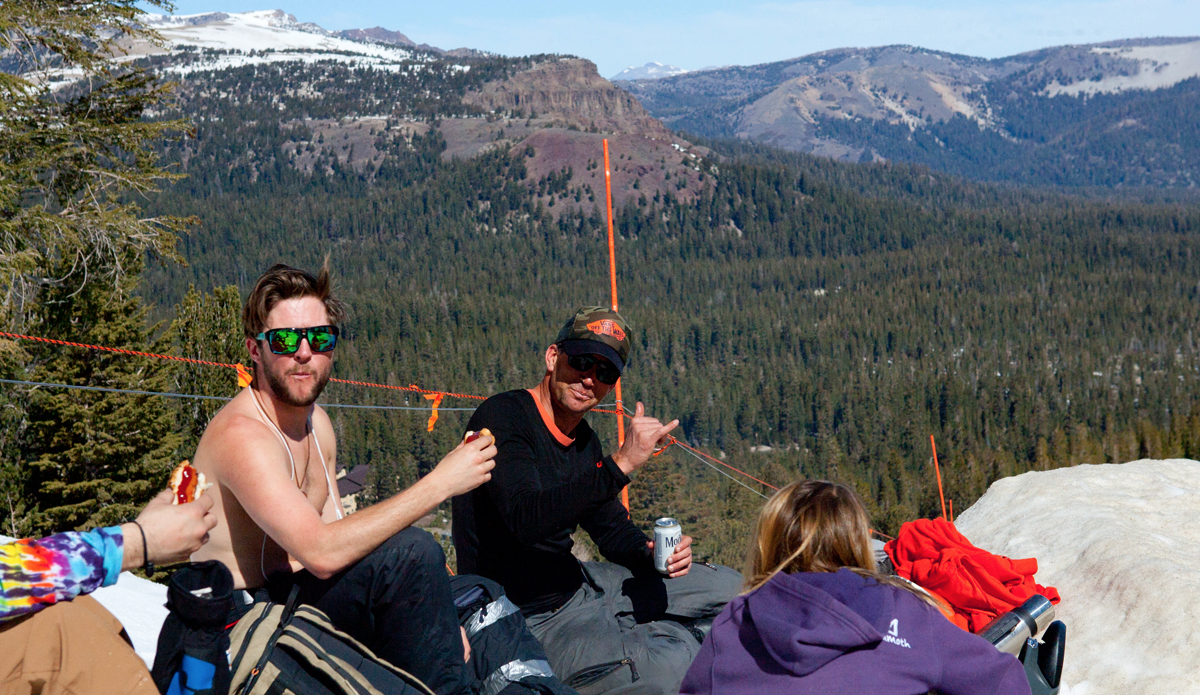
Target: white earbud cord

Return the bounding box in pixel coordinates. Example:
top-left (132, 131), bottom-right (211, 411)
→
top-left (249, 386), bottom-right (343, 583)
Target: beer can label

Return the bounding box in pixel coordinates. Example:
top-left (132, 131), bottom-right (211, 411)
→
top-left (654, 518), bottom-right (682, 574)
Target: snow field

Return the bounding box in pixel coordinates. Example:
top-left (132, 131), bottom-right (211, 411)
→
top-left (955, 459), bottom-right (1200, 695)
top-left (1046, 41), bottom-right (1200, 96)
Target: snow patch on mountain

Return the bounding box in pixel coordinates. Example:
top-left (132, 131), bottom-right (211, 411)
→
top-left (1046, 40), bottom-right (1200, 96)
top-left (956, 459), bottom-right (1200, 695)
top-left (29, 10), bottom-right (444, 89)
top-left (136, 10), bottom-right (424, 75)
top-left (611, 62), bottom-right (688, 81)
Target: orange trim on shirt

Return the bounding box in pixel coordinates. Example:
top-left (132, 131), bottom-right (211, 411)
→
top-left (527, 386), bottom-right (575, 446)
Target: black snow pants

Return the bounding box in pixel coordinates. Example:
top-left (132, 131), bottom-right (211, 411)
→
top-left (267, 527), bottom-right (476, 695)
top-left (525, 561), bottom-right (742, 695)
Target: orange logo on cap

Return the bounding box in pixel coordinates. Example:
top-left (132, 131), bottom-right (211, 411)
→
top-left (587, 319), bottom-right (626, 342)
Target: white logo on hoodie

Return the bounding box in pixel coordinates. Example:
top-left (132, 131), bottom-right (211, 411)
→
top-left (883, 618), bottom-right (911, 649)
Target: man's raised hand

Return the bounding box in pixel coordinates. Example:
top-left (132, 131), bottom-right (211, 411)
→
top-left (430, 433), bottom-right (497, 499)
top-left (612, 402), bottom-right (679, 475)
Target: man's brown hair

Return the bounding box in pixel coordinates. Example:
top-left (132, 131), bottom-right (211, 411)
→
top-left (242, 262), bottom-right (348, 340)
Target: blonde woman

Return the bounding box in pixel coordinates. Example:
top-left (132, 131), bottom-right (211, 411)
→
top-left (680, 481), bottom-right (1031, 695)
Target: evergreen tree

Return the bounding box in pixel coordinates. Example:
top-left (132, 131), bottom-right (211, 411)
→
top-left (169, 284), bottom-right (244, 456)
top-left (0, 0), bottom-right (191, 323)
top-left (20, 249), bottom-right (181, 534)
top-left (0, 0), bottom-right (193, 536)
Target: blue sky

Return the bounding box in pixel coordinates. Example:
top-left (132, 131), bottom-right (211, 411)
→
top-left (158, 0), bottom-right (1200, 78)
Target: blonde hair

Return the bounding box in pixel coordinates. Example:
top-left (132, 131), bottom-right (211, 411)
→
top-left (743, 480), bottom-right (941, 608)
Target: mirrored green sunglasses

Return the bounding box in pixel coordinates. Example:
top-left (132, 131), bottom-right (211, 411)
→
top-left (255, 325), bottom-right (340, 355)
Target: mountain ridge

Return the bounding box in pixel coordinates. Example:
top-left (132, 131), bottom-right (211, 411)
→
top-left (620, 37), bottom-right (1200, 187)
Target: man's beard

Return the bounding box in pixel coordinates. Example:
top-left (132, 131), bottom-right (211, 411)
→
top-left (262, 361), bottom-right (331, 407)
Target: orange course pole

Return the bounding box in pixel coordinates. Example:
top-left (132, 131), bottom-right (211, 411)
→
top-left (931, 435), bottom-right (947, 521)
top-left (602, 139), bottom-right (629, 512)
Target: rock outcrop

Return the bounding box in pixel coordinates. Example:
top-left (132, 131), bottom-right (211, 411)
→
top-left (463, 58), bottom-right (671, 138)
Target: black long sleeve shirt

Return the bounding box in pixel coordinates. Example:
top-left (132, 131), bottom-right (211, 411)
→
top-left (452, 389), bottom-right (655, 615)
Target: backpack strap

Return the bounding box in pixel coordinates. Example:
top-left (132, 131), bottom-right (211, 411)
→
top-left (282, 584), bottom-right (302, 622)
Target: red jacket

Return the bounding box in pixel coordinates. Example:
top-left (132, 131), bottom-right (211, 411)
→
top-left (885, 518), bottom-right (1060, 632)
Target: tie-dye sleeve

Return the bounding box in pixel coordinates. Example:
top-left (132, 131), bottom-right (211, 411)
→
top-left (0, 526), bottom-right (124, 622)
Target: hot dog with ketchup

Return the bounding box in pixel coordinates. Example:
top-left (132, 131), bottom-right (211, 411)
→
top-left (169, 460), bottom-right (211, 505)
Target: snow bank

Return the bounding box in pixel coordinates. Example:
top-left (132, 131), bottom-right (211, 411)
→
top-left (955, 459), bottom-right (1200, 695)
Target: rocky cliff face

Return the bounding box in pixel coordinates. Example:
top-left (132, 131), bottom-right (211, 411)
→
top-left (463, 58), bottom-right (671, 138)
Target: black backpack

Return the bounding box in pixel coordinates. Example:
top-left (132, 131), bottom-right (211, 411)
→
top-left (151, 561), bottom-right (235, 695)
top-left (451, 575), bottom-right (578, 695)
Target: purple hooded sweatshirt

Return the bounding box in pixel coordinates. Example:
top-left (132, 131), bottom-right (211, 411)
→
top-left (681, 568), bottom-right (1031, 695)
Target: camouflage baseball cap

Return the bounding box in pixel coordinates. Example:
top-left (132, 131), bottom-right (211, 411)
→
top-left (554, 306), bottom-right (631, 372)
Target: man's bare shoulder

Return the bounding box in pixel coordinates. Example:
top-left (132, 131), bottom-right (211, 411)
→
top-left (310, 404), bottom-right (336, 455)
top-left (195, 391), bottom-right (283, 474)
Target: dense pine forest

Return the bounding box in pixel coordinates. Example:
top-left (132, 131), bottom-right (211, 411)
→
top-left (8, 32), bottom-right (1200, 570)
top-left (125, 70), bottom-right (1200, 567)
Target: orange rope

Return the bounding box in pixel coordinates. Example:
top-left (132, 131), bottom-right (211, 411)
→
top-left (665, 436), bottom-right (779, 491)
top-left (931, 434), bottom-right (947, 521)
top-left (0, 329), bottom-right (487, 402)
top-left (0, 329), bottom-right (785, 499)
top-left (328, 379), bottom-right (486, 401)
top-left (0, 330), bottom-right (240, 369)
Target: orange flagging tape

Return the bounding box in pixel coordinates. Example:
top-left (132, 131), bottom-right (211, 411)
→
top-left (236, 363), bottom-right (254, 387)
top-left (424, 393), bottom-right (445, 431)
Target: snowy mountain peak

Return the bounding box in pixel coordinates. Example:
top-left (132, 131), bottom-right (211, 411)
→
top-left (611, 62), bottom-right (688, 81)
top-left (143, 9), bottom-right (325, 35)
top-left (119, 10), bottom-right (435, 77)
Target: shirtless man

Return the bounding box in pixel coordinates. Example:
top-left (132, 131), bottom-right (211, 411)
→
top-left (191, 263), bottom-right (495, 695)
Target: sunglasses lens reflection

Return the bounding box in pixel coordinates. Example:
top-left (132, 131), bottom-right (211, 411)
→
top-left (270, 329), bottom-right (301, 354)
top-left (309, 329), bottom-right (337, 352)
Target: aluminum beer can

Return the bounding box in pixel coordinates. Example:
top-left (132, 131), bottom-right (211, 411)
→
top-left (653, 517), bottom-right (682, 574)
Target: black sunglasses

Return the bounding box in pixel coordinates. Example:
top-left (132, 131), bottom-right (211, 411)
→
top-left (566, 354), bottom-right (621, 385)
top-left (255, 325), bottom-right (340, 355)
